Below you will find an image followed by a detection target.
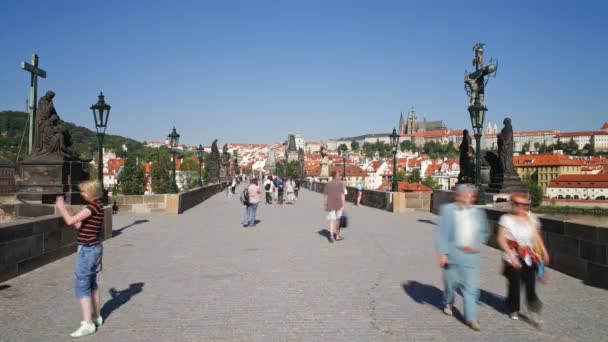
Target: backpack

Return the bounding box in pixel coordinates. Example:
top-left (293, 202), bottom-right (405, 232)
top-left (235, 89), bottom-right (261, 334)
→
top-left (265, 182), bottom-right (271, 191)
top-left (240, 188), bottom-right (250, 205)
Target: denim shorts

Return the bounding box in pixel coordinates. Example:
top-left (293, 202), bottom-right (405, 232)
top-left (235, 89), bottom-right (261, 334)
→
top-left (74, 244), bottom-right (103, 299)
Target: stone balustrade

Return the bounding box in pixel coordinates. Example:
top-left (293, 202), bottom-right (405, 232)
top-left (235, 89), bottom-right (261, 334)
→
top-left (431, 189), bottom-right (608, 289)
top-left (0, 205), bottom-right (112, 283)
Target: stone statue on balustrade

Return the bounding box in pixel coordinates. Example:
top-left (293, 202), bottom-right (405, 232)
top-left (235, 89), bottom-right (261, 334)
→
top-left (220, 144), bottom-right (231, 181)
top-left (457, 129), bottom-right (475, 184)
top-left (29, 91), bottom-right (79, 161)
top-left (207, 139), bottom-right (221, 184)
top-left (486, 117), bottom-right (526, 194)
top-left (17, 90), bottom-right (89, 204)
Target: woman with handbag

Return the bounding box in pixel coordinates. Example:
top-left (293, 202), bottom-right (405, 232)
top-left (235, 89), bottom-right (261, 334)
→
top-left (497, 193), bottom-right (549, 323)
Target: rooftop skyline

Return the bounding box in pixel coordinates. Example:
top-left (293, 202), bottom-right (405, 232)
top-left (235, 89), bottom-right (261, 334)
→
top-left (1, 0), bottom-right (607, 145)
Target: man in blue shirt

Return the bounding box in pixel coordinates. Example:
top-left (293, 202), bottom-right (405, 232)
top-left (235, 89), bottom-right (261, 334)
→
top-left (436, 184), bottom-right (489, 331)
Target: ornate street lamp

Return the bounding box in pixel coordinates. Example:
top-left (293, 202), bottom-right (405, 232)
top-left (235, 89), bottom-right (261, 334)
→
top-left (196, 144), bottom-right (204, 187)
top-left (468, 103), bottom-right (486, 203)
top-left (90, 92), bottom-right (111, 202)
top-left (390, 127), bottom-right (399, 192)
top-left (338, 149), bottom-right (347, 180)
top-left (465, 43), bottom-right (497, 205)
top-left (167, 127), bottom-right (180, 193)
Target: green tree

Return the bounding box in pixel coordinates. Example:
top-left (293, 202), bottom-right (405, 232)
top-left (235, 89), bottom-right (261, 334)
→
top-left (350, 141), bottom-right (360, 152)
top-left (533, 142), bottom-right (540, 151)
top-left (150, 153), bottom-right (172, 193)
top-left (117, 158), bottom-right (146, 195)
top-left (400, 140), bottom-right (413, 152)
top-left (522, 142), bottom-right (531, 153)
top-left (285, 161), bottom-right (299, 178)
top-left (338, 143), bottom-right (348, 153)
top-left (565, 138), bottom-right (579, 155)
top-left (407, 168), bottom-right (422, 183)
top-left (422, 174), bottom-right (441, 190)
top-left (179, 158), bottom-right (200, 190)
top-left (89, 165), bottom-right (98, 181)
top-left (538, 143), bottom-right (548, 154)
top-left (523, 177), bottom-right (544, 207)
top-left (395, 170), bottom-right (407, 182)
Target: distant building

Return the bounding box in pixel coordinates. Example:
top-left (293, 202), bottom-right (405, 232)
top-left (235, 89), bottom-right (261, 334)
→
top-left (513, 152), bottom-right (583, 192)
top-left (399, 107), bottom-right (446, 135)
top-left (546, 173), bottom-right (608, 200)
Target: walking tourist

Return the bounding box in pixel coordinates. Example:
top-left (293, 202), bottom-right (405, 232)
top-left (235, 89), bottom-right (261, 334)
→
top-left (242, 178), bottom-right (261, 227)
top-left (324, 171), bottom-right (346, 242)
top-left (497, 192), bottom-right (549, 323)
top-left (285, 177), bottom-right (296, 204)
top-left (294, 179), bottom-right (300, 199)
top-left (55, 180), bottom-right (105, 338)
top-left (231, 177), bottom-right (237, 195)
top-left (356, 179), bottom-right (364, 205)
top-left (264, 175), bottom-right (274, 204)
top-left (276, 177), bottom-right (284, 204)
top-left (436, 184), bottom-right (489, 331)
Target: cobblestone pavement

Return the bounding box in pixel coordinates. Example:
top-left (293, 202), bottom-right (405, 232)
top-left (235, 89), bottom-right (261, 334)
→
top-left (1, 187), bottom-right (607, 341)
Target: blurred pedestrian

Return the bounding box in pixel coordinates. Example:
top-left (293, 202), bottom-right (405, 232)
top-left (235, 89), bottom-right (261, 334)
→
top-left (324, 171), bottom-right (346, 242)
top-left (436, 184), bottom-right (489, 331)
top-left (242, 178), bottom-right (261, 227)
top-left (497, 193), bottom-right (549, 323)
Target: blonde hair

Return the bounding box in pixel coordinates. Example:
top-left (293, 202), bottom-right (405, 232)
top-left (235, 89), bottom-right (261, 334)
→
top-left (510, 192), bottom-right (530, 203)
top-left (79, 180), bottom-right (102, 200)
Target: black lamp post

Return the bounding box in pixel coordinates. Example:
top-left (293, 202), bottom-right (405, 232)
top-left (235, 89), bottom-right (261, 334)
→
top-left (167, 127), bottom-right (180, 193)
top-left (468, 103), bottom-right (486, 204)
top-left (196, 144), bottom-right (204, 187)
top-left (90, 92), bottom-right (111, 201)
top-left (338, 149), bottom-right (347, 180)
top-left (390, 127), bottom-right (399, 192)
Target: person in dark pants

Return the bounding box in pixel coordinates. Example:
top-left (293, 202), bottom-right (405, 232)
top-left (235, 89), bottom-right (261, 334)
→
top-left (497, 193), bottom-right (549, 324)
top-left (264, 175), bottom-right (273, 204)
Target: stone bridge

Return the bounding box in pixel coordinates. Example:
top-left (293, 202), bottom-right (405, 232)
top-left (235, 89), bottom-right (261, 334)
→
top-left (1, 188), bottom-right (606, 341)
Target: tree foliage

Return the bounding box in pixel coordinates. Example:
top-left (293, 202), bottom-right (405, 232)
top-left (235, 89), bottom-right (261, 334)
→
top-left (422, 175), bottom-right (441, 190)
top-left (407, 168), bottom-right (422, 183)
top-left (338, 144), bottom-right (348, 153)
top-left (395, 170), bottom-right (407, 182)
top-left (117, 158), bottom-right (146, 195)
top-left (179, 158), bottom-right (201, 190)
top-left (350, 141), bottom-right (360, 152)
top-left (150, 152), bottom-right (173, 193)
top-left (523, 177), bottom-right (544, 208)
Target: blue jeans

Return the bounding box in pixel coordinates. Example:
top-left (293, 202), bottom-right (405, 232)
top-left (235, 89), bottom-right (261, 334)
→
top-left (242, 202), bottom-right (258, 226)
top-left (74, 244), bottom-right (103, 299)
top-left (443, 263), bottom-right (479, 322)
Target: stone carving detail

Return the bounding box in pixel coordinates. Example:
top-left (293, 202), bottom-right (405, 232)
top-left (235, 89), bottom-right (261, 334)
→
top-left (207, 139), bottom-right (221, 183)
top-left (499, 118), bottom-right (517, 176)
top-left (30, 91), bottom-right (78, 159)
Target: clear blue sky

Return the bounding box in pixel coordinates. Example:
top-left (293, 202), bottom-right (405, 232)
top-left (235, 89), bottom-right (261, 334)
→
top-left (1, 0), bottom-right (607, 146)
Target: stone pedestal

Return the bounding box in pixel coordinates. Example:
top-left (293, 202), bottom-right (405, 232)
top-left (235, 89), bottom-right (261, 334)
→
top-left (16, 159), bottom-right (90, 204)
top-left (486, 174), bottom-right (527, 194)
top-left (287, 151), bottom-right (298, 162)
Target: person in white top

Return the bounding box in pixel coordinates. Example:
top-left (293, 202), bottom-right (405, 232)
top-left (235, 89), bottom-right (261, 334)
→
top-left (263, 175), bottom-right (274, 204)
top-left (497, 193), bottom-right (549, 323)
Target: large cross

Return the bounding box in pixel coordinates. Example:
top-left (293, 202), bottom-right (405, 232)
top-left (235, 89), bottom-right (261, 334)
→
top-left (21, 53), bottom-right (46, 155)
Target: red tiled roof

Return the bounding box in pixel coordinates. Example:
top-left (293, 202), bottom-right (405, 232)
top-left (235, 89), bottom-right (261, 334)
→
top-left (547, 173), bottom-right (608, 188)
top-left (557, 131), bottom-right (605, 138)
top-left (602, 122), bottom-right (608, 130)
top-left (513, 153), bottom-right (583, 167)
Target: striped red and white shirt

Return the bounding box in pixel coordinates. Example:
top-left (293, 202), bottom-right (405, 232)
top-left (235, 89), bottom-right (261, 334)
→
top-left (78, 200), bottom-right (104, 246)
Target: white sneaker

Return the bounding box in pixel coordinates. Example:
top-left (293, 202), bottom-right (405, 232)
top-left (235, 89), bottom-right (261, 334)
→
top-left (94, 316), bottom-right (103, 327)
top-left (70, 321), bottom-right (96, 338)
